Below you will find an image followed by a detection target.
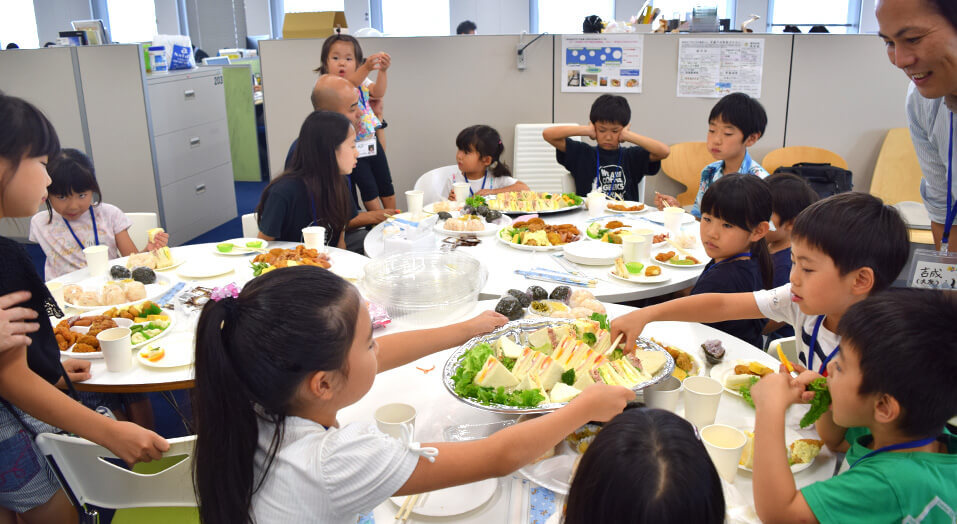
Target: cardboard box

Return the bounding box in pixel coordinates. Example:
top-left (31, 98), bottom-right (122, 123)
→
top-left (282, 11), bottom-right (348, 39)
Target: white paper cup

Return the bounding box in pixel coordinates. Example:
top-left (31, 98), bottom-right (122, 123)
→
top-left (374, 402), bottom-right (416, 444)
top-left (622, 235), bottom-right (650, 264)
top-left (683, 375), bottom-right (723, 428)
top-left (405, 190), bottom-right (424, 218)
top-left (83, 245), bottom-right (109, 277)
top-left (452, 182), bottom-right (471, 204)
top-left (97, 327), bottom-right (132, 373)
top-left (587, 192), bottom-right (606, 218)
top-left (302, 226), bottom-right (327, 253)
top-left (644, 375), bottom-right (682, 412)
top-left (46, 282), bottom-right (65, 309)
top-left (701, 424), bottom-right (747, 483)
top-left (663, 207), bottom-right (685, 233)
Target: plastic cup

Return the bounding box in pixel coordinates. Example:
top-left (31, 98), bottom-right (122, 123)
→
top-left (701, 424), bottom-right (748, 483)
top-left (663, 206), bottom-right (685, 233)
top-left (83, 245), bottom-right (109, 277)
top-left (406, 190), bottom-right (424, 218)
top-left (97, 327), bottom-right (132, 373)
top-left (302, 226), bottom-right (327, 253)
top-left (374, 402), bottom-right (416, 444)
top-left (452, 182), bottom-right (470, 204)
top-left (644, 376), bottom-right (682, 412)
top-left (622, 235), bottom-right (650, 264)
top-left (683, 375), bottom-right (723, 428)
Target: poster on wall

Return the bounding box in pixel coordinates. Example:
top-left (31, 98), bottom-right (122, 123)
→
top-left (561, 34), bottom-right (644, 93)
top-left (677, 38), bottom-right (765, 98)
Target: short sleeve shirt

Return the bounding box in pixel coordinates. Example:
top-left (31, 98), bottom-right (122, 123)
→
top-left (769, 248), bottom-right (795, 338)
top-left (691, 151), bottom-right (770, 218)
top-left (753, 284), bottom-right (841, 370)
top-left (29, 203), bottom-right (132, 280)
top-left (355, 79), bottom-right (382, 141)
top-left (257, 176), bottom-right (354, 245)
top-left (557, 138), bottom-right (659, 201)
top-left (690, 258), bottom-right (765, 348)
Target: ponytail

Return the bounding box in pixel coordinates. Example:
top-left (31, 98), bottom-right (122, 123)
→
top-left (455, 124), bottom-right (512, 178)
top-left (751, 238), bottom-right (774, 289)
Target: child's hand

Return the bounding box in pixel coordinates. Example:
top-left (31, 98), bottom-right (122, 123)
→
top-left (794, 367), bottom-right (825, 404)
top-left (751, 372), bottom-right (804, 412)
top-left (60, 359), bottom-right (92, 384)
top-left (462, 310), bottom-right (508, 338)
top-left (368, 52), bottom-right (391, 71)
top-left (448, 189), bottom-right (458, 201)
top-left (618, 124), bottom-right (632, 143)
top-left (104, 421), bottom-right (169, 466)
top-left (571, 383), bottom-right (634, 422)
top-left (145, 231), bottom-right (169, 252)
top-left (476, 189), bottom-right (495, 196)
top-left (654, 192), bottom-right (680, 210)
top-left (0, 291), bottom-right (39, 353)
top-left (584, 123), bottom-right (597, 140)
top-left (609, 310), bottom-right (651, 354)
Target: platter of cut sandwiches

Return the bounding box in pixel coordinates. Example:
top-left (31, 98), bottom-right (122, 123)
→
top-left (443, 318), bottom-right (675, 414)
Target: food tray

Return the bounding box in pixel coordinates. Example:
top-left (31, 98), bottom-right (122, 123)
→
top-left (495, 203), bottom-right (584, 216)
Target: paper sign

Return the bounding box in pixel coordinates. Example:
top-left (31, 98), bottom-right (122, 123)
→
top-left (561, 34), bottom-right (644, 93)
top-left (677, 38), bottom-right (765, 98)
top-left (908, 249), bottom-right (957, 290)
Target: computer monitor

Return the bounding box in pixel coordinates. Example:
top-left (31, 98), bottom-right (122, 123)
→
top-left (71, 20), bottom-right (109, 45)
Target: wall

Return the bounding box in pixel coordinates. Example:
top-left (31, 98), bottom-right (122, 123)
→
top-left (449, 0), bottom-right (530, 35)
top-left (33, 0), bottom-right (94, 45)
top-left (859, 0), bottom-right (879, 34)
top-left (184, 0), bottom-right (247, 51)
top-left (245, 0), bottom-right (272, 37)
top-left (731, 0), bottom-right (768, 33)
top-left (154, 0), bottom-right (182, 35)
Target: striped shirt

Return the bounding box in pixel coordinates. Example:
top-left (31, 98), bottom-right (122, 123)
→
top-left (691, 151), bottom-right (770, 218)
top-left (906, 83), bottom-right (957, 223)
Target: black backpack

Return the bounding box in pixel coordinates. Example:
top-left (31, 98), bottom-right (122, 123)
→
top-left (773, 162), bottom-right (853, 199)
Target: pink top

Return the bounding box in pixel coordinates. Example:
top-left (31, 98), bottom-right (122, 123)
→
top-left (29, 203), bottom-right (132, 280)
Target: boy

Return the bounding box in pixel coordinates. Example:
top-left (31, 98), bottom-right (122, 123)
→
top-left (543, 94), bottom-right (670, 202)
top-left (655, 92), bottom-right (770, 218)
top-left (750, 289), bottom-right (957, 523)
top-left (611, 192), bottom-right (910, 371)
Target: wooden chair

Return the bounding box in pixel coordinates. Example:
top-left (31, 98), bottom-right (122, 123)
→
top-left (761, 146), bottom-right (848, 175)
top-left (870, 128), bottom-right (934, 245)
top-left (659, 142), bottom-right (713, 206)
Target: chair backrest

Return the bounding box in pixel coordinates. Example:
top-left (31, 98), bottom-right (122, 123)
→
top-left (125, 212), bottom-right (158, 252)
top-left (659, 142), bottom-right (713, 206)
top-left (414, 165), bottom-right (458, 205)
top-left (35, 433), bottom-right (198, 509)
top-left (870, 128), bottom-right (923, 205)
top-left (761, 146), bottom-right (848, 175)
top-left (241, 213), bottom-right (260, 239)
top-left (768, 336), bottom-right (799, 367)
top-left (513, 123), bottom-right (579, 194)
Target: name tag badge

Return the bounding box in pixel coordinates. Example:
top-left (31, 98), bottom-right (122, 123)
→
top-left (908, 248), bottom-right (957, 290)
top-left (357, 138), bottom-right (377, 158)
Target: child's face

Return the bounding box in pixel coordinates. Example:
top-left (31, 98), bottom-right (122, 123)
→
top-left (788, 238), bottom-right (859, 317)
top-left (455, 146), bottom-right (491, 177)
top-left (699, 213), bottom-right (764, 261)
top-left (0, 155), bottom-right (51, 218)
top-left (335, 302), bottom-right (379, 408)
top-left (49, 189), bottom-right (95, 220)
top-left (825, 344), bottom-right (873, 429)
top-left (336, 127), bottom-right (358, 175)
top-left (326, 41), bottom-right (358, 77)
top-left (593, 121), bottom-right (624, 150)
top-left (706, 117), bottom-right (757, 162)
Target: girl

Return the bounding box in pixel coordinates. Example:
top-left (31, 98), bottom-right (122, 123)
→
top-left (256, 111), bottom-right (357, 247)
top-left (29, 148), bottom-right (170, 280)
top-left (446, 125), bottom-right (529, 201)
top-left (691, 173), bottom-right (773, 348)
top-left (192, 266), bottom-right (633, 524)
top-left (564, 408), bottom-right (725, 524)
top-left (0, 92), bottom-right (168, 523)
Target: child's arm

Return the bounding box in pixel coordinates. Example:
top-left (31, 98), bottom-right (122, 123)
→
top-left (375, 311), bottom-right (508, 372)
top-left (620, 125), bottom-right (670, 161)
top-left (476, 180), bottom-right (530, 196)
top-left (751, 373), bottom-right (819, 524)
top-left (395, 383), bottom-right (634, 495)
top-left (610, 292), bottom-right (765, 353)
top-left (365, 53), bottom-right (389, 99)
top-left (115, 229), bottom-right (169, 256)
top-left (542, 124), bottom-right (595, 152)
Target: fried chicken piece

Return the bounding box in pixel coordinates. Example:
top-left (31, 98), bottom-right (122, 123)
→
top-left (655, 251), bottom-right (676, 262)
top-left (735, 364), bottom-right (754, 375)
top-left (72, 343), bottom-right (96, 353)
top-left (56, 334), bottom-right (69, 351)
top-left (77, 334), bottom-right (99, 347)
top-left (664, 345), bottom-right (693, 372)
top-left (605, 220), bottom-right (625, 229)
top-left (546, 232), bottom-right (562, 245)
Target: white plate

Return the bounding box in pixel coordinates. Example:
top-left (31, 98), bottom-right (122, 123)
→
top-left (562, 241), bottom-right (621, 265)
top-left (389, 478), bottom-right (497, 517)
top-left (654, 251), bottom-right (709, 268)
top-left (710, 358), bottom-right (779, 397)
top-left (177, 259), bottom-right (235, 279)
top-left (644, 210), bottom-right (697, 225)
top-left (62, 275), bottom-right (173, 311)
top-left (608, 268), bottom-right (671, 284)
top-left (112, 252), bottom-right (186, 272)
top-left (738, 427), bottom-right (817, 474)
top-left (136, 331), bottom-right (195, 368)
top-left (61, 314), bottom-right (175, 358)
top-left (517, 441), bottom-right (578, 495)
top-left (605, 200), bottom-right (649, 213)
top-left (496, 229), bottom-right (580, 252)
top-left (213, 238), bottom-right (269, 256)
top-left (423, 201), bottom-right (463, 214)
top-left (651, 339), bottom-right (704, 379)
top-left (434, 214), bottom-right (512, 237)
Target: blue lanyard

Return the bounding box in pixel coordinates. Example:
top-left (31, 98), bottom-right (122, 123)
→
top-left (700, 251), bottom-right (751, 277)
top-left (808, 315), bottom-right (840, 375)
top-left (943, 112), bottom-right (955, 250)
top-left (460, 171), bottom-right (489, 197)
top-left (850, 436), bottom-right (939, 469)
top-left (63, 207), bottom-right (99, 251)
top-left (594, 147), bottom-right (623, 196)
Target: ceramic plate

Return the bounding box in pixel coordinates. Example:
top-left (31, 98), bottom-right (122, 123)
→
top-left (434, 214), bottom-right (512, 237)
top-left (604, 200), bottom-right (649, 214)
top-left (608, 268), bottom-right (671, 284)
top-left (423, 201), bottom-right (464, 214)
top-left (112, 253), bottom-right (186, 272)
top-left (644, 210), bottom-right (697, 225)
top-left (61, 314), bottom-right (175, 358)
top-left (738, 427), bottom-right (817, 474)
top-left (177, 259), bottom-right (235, 279)
top-left (710, 358), bottom-right (779, 397)
top-left (212, 238), bottom-right (269, 256)
top-left (653, 251), bottom-right (709, 268)
top-left (62, 275), bottom-right (173, 311)
top-left (389, 478), bottom-right (497, 517)
top-left (136, 331), bottom-right (195, 368)
top-left (496, 229), bottom-right (579, 252)
top-left (562, 241), bottom-right (621, 266)
top-left (517, 444), bottom-right (577, 495)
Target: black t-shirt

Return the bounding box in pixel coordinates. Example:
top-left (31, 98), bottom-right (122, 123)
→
top-left (257, 176), bottom-right (355, 245)
top-left (690, 257), bottom-right (766, 348)
top-left (556, 138), bottom-right (660, 201)
top-left (286, 138), bottom-right (394, 208)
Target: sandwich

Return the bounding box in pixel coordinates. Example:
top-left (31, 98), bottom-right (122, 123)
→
top-left (474, 356), bottom-right (519, 388)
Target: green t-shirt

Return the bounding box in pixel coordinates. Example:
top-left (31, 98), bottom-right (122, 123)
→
top-left (802, 431), bottom-right (957, 523)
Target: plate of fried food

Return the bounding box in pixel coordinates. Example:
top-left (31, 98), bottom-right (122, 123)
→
top-left (650, 338), bottom-right (703, 381)
top-left (710, 359), bottom-right (777, 397)
top-left (605, 200), bottom-right (647, 213)
top-left (739, 427), bottom-right (824, 474)
top-left (654, 250), bottom-right (707, 268)
top-left (497, 217), bottom-right (581, 251)
top-left (610, 258), bottom-right (669, 284)
top-left (249, 245), bottom-right (332, 276)
top-left (55, 301), bottom-right (176, 358)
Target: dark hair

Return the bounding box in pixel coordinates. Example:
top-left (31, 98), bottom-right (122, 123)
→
top-left (315, 34), bottom-right (364, 74)
top-left (700, 174), bottom-right (774, 289)
top-left (766, 173), bottom-right (819, 225)
top-left (192, 266), bottom-right (362, 524)
top-left (0, 91), bottom-right (60, 189)
top-left (194, 48), bottom-right (210, 63)
top-left (925, 0), bottom-right (957, 32)
top-left (709, 92), bottom-right (767, 140)
top-left (565, 408), bottom-right (725, 524)
top-left (791, 193), bottom-right (908, 293)
top-left (44, 148), bottom-right (102, 223)
top-left (455, 125), bottom-right (511, 178)
top-left (589, 94), bottom-right (630, 126)
top-left (456, 20), bottom-right (477, 34)
top-left (5, 43), bottom-right (19, 50)
top-left (256, 111), bottom-right (354, 243)
top-left (583, 15), bottom-right (603, 33)
top-left (838, 289), bottom-right (957, 438)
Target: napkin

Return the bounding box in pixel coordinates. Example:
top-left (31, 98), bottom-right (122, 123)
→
top-left (722, 479), bottom-right (761, 524)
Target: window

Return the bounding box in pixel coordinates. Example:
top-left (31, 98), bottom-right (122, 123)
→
top-left (380, 0), bottom-right (448, 36)
top-left (0, 0), bottom-right (39, 49)
top-left (653, 0), bottom-right (733, 22)
top-left (769, 0), bottom-right (861, 34)
top-left (284, 0), bottom-right (344, 14)
top-left (536, 0), bottom-right (614, 34)
top-left (107, 0), bottom-right (158, 43)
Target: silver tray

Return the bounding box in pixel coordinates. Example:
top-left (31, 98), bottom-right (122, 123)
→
top-left (443, 318), bottom-right (675, 414)
top-left (495, 203), bottom-right (585, 216)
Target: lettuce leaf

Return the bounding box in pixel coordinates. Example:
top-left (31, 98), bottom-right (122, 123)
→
top-left (739, 376), bottom-right (761, 408)
top-left (451, 343), bottom-right (545, 407)
top-left (465, 195), bottom-right (486, 208)
top-left (590, 312), bottom-right (609, 330)
top-left (800, 378), bottom-right (832, 428)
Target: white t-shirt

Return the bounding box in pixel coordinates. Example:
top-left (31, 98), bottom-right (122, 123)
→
top-left (29, 203), bottom-right (132, 280)
top-left (440, 166), bottom-right (518, 200)
top-left (753, 284), bottom-right (841, 371)
top-left (251, 416), bottom-right (419, 524)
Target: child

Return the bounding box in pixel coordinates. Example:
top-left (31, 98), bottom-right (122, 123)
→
top-left (655, 92), bottom-right (770, 218)
top-left (317, 34), bottom-right (396, 210)
top-left (688, 174), bottom-right (773, 348)
top-left (191, 266), bottom-right (634, 523)
top-left (28, 148), bottom-right (170, 280)
top-left (0, 92), bottom-right (168, 522)
top-left (444, 125), bottom-right (529, 201)
top-left (750, 289), bottom-right (957, 523)
top-left (543, 94), bottom-right (670, 201)
top-left (611, 192), bottom-right (910, 369)
top-left (564, 408), bottom-right (725, 524)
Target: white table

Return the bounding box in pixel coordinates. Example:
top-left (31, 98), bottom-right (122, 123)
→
top-left (363, 209), bottom-right (708, 302)
top-left (344, 300), bottom-right (835, 523)
top-left (51, 242), bottom-right (370, 393)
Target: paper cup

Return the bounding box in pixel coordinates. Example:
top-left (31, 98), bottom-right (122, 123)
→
top-left (622, 235), bottom-right (650, 264)
top-left (587, 192), bottom-right (606, 218)
top-left (46, 282), bottom-right (65, 309)
top-left (374, 402), bottom-right (416, 444)
top-left (452, 182), bottom-right (470, 204)
top-left (644, 375), bottom-right (682, 412)
top-left (406, 190), bottom-right (424, 218)
top-left (663, 207), bottom-right (685, 233)
top-left (83, 245), bottom-right (109, 277)
top-left (97, 327), bottom-right (132, 373)
top-left (683, 376), bottom-right (723, 428)
top-left (701, 424), bottom-right (747, 483)
top-left (302, 226), bottom-right (327, 253)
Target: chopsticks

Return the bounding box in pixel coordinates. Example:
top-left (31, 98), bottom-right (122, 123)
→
top-left (383, 214), bottom-right (420, 228)
top-left (666, 238), bottom-right (694, 258)
top-left (394, 493), bottom-right (420, 522)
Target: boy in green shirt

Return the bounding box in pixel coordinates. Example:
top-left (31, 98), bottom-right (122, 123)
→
top-left (751, 289), bottom-right (957, 523)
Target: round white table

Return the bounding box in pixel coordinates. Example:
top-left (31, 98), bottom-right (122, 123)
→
top-left (51, 242), bottom-right (370, 393)
top-left (363, 209), bottom-right (709, 302)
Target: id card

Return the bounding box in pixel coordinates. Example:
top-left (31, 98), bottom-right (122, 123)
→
top-left (908, 248), bottom-right (957, 290)
top-left (357, 138), bottom-right (377, 158)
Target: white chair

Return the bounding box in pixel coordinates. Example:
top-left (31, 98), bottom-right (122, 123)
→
top-left (513, 123), bottom-right (578, 194)
top-left (241, 212), bottom-right (260, 239)
top-left (414, 165), bottom-right (458, 205)
top-left (125, 212), bottom-right (158, 251)
top-left (768, 336), bottom-right (799, 365)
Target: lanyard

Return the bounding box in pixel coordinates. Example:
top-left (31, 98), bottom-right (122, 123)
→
top-left (700, 252), bottom-right (751, 277)
top-left (850, 436), bottom-right (939, 469)
top-left (943, 112), bottom-right (955, 251)
top-left (594, 147), bottom-right (624, 196)
top-left (63, 207), bottom-right (99, 251)
top-left (458, 171), bottom-right (489, 197)
top-left (808, 315), bottom-right (839, 375)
